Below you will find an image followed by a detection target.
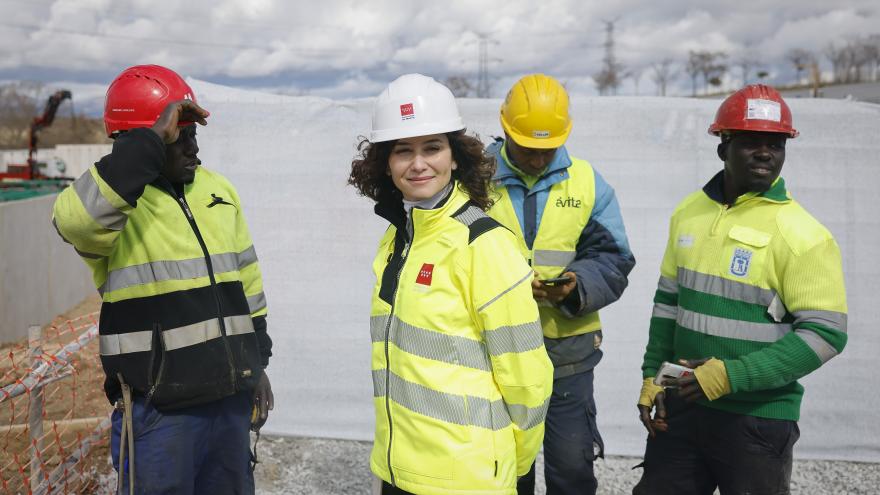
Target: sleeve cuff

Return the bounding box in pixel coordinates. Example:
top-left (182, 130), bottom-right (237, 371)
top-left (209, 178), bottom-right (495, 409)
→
top-left (557, 280), bottom-right (585, 317)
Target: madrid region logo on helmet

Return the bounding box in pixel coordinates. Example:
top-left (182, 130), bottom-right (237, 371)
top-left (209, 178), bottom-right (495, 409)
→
top-left (103, 64), bottom-right (198, 138)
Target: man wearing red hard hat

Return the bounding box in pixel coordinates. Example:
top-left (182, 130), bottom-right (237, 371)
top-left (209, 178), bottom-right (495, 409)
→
top-left (633, 85), bottom-right (847, 494)
top-left (52, 65), bottom-right (273, 494)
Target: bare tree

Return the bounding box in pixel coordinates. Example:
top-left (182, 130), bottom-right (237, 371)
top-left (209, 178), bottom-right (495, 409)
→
top-left (851, 38), bottom-right (873, 83)
top-left (626, 67), bottom-right (645, 95)
top-left (735, 55), bottom-right (760, 86)
top-left (0, 82), bottom-right (41, 149)
top-left (865, 34), bottom-right (880, 82)
top-left (684, 50), bottom-right (727, 95)
top-left (824, 42), bottom-right (846, 83)
top-left (444, 76), bottom-right (473, 97)
top-left (594, 68), bottom-right (624, 96)
top-left (825, 40), bottom-right (868, 83)
top-left (698, 51), bottom-right (727, 94)
top-left (685, 51), bottom-right (702, 96)
top-left (651, 58), bottom-right (677, 96)
top-left (786, 48), bottom-right (815, 85)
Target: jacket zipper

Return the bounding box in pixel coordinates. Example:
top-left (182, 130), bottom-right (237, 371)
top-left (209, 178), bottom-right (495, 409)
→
top-left (383, 219), bottom-right (413, 487)
top-left (712, 196), bottom-right (761, 236)
top-left (146, 323), bottom-right (166, 401)
top-left (710, 203), bottom-right (729, 236)
top-left (171, 190), bottom-right (238, 391)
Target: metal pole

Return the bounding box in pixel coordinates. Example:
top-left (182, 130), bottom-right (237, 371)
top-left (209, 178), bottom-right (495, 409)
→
top-left (28, 324), bottom-right (45, 493)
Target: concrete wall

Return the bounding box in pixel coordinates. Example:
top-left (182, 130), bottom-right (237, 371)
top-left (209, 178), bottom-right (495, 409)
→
top-left (0, 193), bottom-right (93, 343)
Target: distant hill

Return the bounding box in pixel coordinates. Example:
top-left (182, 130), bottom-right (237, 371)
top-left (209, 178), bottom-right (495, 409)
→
top-left (0, 115), bottom-right (110, 150)
top-left (0, 82), bottom-right (110, 149)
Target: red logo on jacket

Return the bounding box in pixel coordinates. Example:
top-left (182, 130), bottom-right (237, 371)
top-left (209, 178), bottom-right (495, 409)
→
top-left (416, 263), bottom-right (434, 286)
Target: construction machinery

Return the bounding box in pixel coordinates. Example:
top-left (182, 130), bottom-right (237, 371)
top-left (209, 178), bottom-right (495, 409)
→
top-left (0, 89), bottom-right (73, 201)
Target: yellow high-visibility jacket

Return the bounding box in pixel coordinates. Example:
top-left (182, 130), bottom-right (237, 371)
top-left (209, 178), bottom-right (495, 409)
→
top-left (487, 141), bottom-right (634, 342)
top-left (52, 129), bottom-right (269, 409)
top-left (369, 183), bottom-right (553, 495)
top-left (643, 173), bottom-right (847, 420)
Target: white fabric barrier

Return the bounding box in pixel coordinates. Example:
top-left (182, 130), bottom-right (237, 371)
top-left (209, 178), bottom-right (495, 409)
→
top-left (188, 79), bottom-right (880, 462)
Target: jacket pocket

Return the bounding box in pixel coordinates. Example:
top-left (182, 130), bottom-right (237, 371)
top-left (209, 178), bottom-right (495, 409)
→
top-left (721, 225), bottom-right (772, 283)
top-left (230, 325), bottom-right (262, 392)
top-left (584, 396), bottom-right (604, 461)
top-left (149, 319), bottom-right (237, 410)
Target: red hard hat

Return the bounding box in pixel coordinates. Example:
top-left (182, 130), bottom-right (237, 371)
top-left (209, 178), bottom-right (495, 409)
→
top-left (708, 84), bottom-right (798, 138)
top-left (104, 65), bottom-right (196, 137)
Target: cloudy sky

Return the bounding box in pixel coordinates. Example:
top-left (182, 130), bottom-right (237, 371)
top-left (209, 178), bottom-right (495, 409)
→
top-left (1, 0), bottom-right (877, 112)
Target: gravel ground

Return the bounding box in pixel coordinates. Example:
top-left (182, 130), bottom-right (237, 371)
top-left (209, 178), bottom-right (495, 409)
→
top-left (253, 435), bottom-right (880, 495)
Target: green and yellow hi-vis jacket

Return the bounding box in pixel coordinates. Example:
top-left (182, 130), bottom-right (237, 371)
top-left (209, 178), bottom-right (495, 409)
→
top-left (643, 172), bottom-right (847, 420)
top-left (52, 129), bottom-right (269, 410)
top-left (369, 183), bottom-right (553, 495)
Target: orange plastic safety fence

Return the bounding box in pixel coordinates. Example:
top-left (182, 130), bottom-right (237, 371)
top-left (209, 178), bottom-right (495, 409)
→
top-left (1, 311), bottom-right (111, 494)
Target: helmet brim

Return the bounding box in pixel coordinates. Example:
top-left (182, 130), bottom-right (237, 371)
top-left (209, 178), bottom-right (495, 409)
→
top-left (370, 118), bottom-right (464, 143)
top-left (502, 118), bottom-right (571, 149)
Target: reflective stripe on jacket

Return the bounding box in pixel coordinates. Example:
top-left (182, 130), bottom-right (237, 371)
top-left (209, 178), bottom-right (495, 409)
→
top-left (642, 172), bottom-right (847, 420)
top-left (52, 129), bottom-right (268, 410)
top-left (369, 183), bottom-right (553, 495)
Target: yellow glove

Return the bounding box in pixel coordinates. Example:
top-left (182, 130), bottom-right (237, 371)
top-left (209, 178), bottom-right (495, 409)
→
top-left (693, 358), bottom-right (732, 400)
top-left (638, 377), bottom-right (664, 408)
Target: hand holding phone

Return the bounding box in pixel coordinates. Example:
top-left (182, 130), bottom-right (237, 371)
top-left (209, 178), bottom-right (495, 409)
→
top-left (653, 361), bottom-right (694, 387)
top-left (540, 275), bottom-right (574, 287)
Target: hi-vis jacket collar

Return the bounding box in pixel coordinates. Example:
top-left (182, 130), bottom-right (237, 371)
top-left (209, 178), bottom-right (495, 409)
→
top-left (488, 139), bottom-right (573, 186)
top-left (702, 170), bottom-right (791, 205)
top-left (374, 184), bottom-right (455, 233)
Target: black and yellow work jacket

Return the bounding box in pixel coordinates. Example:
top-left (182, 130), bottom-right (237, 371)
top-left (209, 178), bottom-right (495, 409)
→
top-left (52, 129), bottom-right (270, 410)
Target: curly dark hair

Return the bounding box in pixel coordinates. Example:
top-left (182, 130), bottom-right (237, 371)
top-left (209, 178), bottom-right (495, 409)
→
top-left (348, 130), bottom-right (496, 211)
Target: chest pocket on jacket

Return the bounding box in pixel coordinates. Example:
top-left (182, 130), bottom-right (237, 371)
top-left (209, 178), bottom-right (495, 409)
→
top-left (721, 225), bottom-right (772, 283)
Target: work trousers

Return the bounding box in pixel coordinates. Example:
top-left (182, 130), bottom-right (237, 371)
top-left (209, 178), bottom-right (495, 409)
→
top-left (381, 481), bottom-right (415, 494)
top-left (518, 369), bottom-right (604, 495)
top-left (633, 394), bottom-right (799, 495)
top-left (111, 391), bottom-right (254, 495)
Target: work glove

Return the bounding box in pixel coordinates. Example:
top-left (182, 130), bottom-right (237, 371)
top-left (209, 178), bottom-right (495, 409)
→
top-left (692, 357), bottom-right (731, 401)
top-left (637, 377), bottom-right (667, 437)
top-left (638, 377), bottom-right (664, 408)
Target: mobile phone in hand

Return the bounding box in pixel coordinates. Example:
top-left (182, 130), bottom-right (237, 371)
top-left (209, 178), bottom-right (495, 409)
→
top-left (540, 276), bottom-right (573, 286)
top-left (653, 361), bottom-right (694, 387)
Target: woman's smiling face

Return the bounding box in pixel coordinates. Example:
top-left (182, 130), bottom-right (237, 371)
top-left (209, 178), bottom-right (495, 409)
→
top-left (387, 133), bottom-right (456, 201)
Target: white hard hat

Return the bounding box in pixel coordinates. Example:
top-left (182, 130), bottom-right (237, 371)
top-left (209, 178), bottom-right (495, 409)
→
top-left (370, 73), bottom-right (465, 143)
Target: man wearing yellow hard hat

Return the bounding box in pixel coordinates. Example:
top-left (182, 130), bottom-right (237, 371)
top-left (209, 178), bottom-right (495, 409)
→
top-left (487, 74), bottom-right (635, 494)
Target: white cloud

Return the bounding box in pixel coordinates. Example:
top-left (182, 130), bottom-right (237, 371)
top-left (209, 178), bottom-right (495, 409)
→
top-left (0, 0), bottom-right (877, 100)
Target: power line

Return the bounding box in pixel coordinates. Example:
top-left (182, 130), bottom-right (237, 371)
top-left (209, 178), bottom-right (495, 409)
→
top-left (474, 33), bottom-right (500, 98)
top-left (477, 34), bottom-right (490, 98)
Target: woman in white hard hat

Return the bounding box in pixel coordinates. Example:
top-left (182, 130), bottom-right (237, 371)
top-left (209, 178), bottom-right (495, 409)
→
top-left (348, 74), bottom-right (553, 495)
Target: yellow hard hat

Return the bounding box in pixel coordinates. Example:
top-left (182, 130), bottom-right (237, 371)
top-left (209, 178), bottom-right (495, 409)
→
top-left (500, 74), bottom-right (572, 149)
